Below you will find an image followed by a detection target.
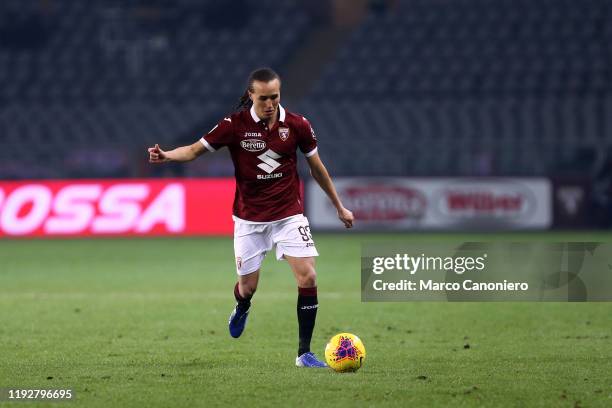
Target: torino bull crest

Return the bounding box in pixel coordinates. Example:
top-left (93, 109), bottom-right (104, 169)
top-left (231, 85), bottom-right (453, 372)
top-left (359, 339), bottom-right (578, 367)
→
top-left (279, 127), bottom-right (290, 141)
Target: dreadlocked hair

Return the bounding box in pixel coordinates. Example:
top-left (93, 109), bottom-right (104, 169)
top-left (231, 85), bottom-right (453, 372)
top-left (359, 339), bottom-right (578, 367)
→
top-left (235, 67), bottom-right (281, 111)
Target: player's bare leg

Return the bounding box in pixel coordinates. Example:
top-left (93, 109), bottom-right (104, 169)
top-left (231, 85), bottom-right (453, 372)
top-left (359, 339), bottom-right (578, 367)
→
top-left (229, 269), bottom-right (259, 338)
top-left (285, 256), bottom-right (326, 368)
top-left (238, 269), bottom-right (260, 297)
top-left (286, 256), bottom-right (316, 288)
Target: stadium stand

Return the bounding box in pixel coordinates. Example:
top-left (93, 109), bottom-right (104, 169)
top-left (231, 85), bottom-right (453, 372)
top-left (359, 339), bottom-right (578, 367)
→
top-left (301, 0), bottom-right (612, 176)
top-left (0, 0), bottom-right (310, 178)
top-left (1, 0), bottom-right (610, 178)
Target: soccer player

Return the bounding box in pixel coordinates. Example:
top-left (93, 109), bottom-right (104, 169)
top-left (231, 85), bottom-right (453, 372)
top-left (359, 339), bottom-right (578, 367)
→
top-left (147, 68), bottom-right (354, 368)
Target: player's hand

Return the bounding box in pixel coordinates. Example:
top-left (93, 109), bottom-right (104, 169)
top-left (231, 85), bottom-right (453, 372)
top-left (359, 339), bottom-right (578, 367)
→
top-left (337, 207), bottom-right (354, 229)
top-left (148, 144), bottom-right (168, 163)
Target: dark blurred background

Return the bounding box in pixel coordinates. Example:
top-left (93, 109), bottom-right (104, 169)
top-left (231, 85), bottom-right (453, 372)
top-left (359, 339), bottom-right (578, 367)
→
top-left (1, 0), bottom-right (611, 226)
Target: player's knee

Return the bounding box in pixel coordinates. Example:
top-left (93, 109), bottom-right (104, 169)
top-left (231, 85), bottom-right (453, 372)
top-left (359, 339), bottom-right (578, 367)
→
top-left (239, 282), bottom-right (257, 298)
top-left (298, 268), bottom-right (317, 288)
top-left (246, 286), bottom-right (257, 297)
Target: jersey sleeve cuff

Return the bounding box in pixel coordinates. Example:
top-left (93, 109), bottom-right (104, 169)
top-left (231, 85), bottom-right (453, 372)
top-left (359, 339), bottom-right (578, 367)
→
top-left (304, 147), bottom-right (318, 158)
top-left (200, 137), bottom-right (216, 152)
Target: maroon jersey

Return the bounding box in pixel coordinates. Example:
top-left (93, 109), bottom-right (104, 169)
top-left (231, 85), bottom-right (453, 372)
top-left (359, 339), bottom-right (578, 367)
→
top-left (200, 105), bottom-right (318, 222)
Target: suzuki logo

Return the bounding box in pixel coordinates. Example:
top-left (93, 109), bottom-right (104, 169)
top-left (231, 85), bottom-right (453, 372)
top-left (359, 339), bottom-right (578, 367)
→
top-left (257, 149), bottom-right (282, 174)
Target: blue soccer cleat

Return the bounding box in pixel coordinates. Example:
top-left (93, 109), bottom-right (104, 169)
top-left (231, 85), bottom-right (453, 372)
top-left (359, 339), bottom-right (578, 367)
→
top-left (228, 304), bottom-right (250, 338)
top-left (295, 352), bottom-right (327, 368)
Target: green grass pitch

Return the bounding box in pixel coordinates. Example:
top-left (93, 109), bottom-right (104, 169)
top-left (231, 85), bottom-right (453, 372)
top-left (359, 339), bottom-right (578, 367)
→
top-left (1, 233), bottom-right (611, 407)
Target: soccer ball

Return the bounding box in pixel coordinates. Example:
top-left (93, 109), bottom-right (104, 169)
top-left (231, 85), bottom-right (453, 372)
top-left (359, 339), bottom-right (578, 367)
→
top-left (324, 332), bottom-right (366, 372)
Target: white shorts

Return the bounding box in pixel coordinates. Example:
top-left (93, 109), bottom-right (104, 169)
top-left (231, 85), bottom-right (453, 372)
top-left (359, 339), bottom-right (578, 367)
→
top-left (233, 214), bottom-right (319, 275)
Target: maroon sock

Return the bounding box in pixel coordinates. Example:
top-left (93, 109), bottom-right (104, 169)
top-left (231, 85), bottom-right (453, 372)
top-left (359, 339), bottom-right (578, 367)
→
top-left (234, 282), bottom-right (252, 312)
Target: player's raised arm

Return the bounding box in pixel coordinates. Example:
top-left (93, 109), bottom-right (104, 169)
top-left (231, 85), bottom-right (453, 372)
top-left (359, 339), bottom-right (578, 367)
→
top-left (306, 151), bottom-right (354, 229)
top-left (147, 141), bottom-right (206, 163)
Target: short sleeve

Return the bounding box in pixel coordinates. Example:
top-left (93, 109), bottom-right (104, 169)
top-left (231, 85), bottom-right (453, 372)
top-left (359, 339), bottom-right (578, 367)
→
top-left (200, 117), bottom-right (234, 152)
top-left (298, 117), bottom-right (318, 158)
